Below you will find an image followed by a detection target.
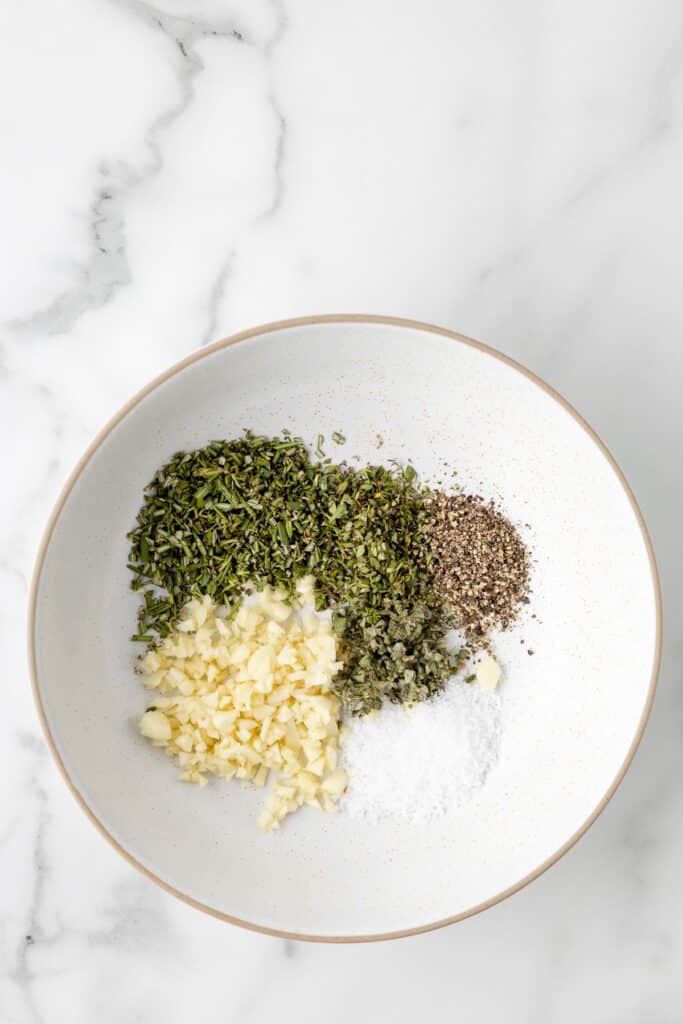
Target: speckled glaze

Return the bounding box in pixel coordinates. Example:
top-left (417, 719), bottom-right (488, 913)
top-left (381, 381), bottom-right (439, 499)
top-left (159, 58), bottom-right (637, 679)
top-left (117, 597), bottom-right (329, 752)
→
top-left (30, 317), bottom-right (660, 940)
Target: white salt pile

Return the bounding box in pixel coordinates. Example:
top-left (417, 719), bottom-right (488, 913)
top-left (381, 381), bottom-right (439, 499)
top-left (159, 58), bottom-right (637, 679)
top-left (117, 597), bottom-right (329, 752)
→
top-left (342, 680), bottom-right (501, 824)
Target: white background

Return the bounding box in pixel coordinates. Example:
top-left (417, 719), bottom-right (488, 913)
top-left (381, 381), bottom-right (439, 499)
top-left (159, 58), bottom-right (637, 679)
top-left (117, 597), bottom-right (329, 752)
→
top-left (1, 1), bottom-right (681, 1021)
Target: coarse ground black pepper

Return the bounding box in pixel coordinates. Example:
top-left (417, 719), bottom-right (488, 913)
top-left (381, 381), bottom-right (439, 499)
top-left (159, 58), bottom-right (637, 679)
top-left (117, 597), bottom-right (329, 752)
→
top-left (426, 491), bottom-right (530, 646)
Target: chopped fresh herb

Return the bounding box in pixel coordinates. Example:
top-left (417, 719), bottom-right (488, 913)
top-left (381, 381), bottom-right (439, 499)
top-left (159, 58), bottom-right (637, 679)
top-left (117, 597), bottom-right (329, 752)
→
top-left (128, 431), bottom-right (465, 714)
top-left (337, 601), bottom-right (466, 715)
top-left (331, 431), bottom-right (346, 445)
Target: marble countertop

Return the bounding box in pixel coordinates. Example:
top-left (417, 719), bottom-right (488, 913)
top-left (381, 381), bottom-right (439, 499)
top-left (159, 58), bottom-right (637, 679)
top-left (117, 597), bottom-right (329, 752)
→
top-left (2, 1), bottom-right (682, 1020)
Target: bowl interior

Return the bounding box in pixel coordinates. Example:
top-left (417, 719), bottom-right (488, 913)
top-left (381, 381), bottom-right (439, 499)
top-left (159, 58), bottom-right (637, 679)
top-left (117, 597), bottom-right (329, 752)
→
top-left (32, 320), bottom-right (658, 938)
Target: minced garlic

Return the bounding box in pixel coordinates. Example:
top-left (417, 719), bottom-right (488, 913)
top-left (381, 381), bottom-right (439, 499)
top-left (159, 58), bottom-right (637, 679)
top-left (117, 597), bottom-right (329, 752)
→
top-left (136, 578), bottom-right (348, 830)
top-left (475, 655), bottom-right (502, 691)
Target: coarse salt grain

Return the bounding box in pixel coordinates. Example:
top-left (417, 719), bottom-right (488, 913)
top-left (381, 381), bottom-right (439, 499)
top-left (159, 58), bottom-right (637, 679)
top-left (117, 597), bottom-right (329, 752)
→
top-left (342, 680), bottom-right (502, 824)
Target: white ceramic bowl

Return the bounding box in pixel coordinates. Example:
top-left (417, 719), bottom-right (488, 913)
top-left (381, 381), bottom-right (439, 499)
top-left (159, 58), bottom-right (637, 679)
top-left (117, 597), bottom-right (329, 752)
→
top-left (29, 316), bottom-right (661, 941)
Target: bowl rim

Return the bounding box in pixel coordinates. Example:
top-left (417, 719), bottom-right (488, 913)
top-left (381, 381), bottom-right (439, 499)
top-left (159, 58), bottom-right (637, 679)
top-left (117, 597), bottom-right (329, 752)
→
top-left (27, 314), bottom-right (663, 943)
